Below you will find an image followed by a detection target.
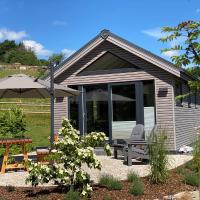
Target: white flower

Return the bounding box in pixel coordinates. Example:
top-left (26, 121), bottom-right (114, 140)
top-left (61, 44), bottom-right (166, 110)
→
top-left (86, 183), bottom-right (92, 191)
top-left (81, 190), bottom-right (87, 196)
top-left (59, 169), bottom-right (64, 175)
top-left (51, 149), bottom-right (57, 153)
top-left (105, 144), bottom-right (110, 150)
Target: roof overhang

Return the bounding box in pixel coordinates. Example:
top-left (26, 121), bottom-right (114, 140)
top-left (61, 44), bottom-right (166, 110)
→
top-left (45, 30), bottom-right (196, 82)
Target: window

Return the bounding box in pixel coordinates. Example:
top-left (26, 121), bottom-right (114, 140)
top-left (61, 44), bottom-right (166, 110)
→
top-left (79, 52), bottom-right (139, 75)
top-left (175, 81), bottom-right (183, 106)
top-left (188, 88), bottom-right (191, 108)
top-left (111, 83), bottom-right (136, 139)
top-left (143, 81), bottom-right (155, 107)
top-left (143, 80), bottom-right (155, 136)
top-left (85, 84), bottom-right (109, 135)
top-left (195, 92), bottom-right (197, 108)
top-left (69, 86), bottom-right (79, 129)
top-left (112, 84), bottom-right (136, 121)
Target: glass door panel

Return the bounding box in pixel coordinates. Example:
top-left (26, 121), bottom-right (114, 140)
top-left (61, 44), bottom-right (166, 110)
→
top-left (143, 81), bottom-right (155, 138)
top-left (111, 84), bottom-right (136, 139)
top-left (85, 84), bottom-right (109, 136)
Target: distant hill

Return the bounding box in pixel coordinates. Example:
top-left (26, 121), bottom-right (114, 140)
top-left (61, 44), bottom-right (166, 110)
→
top-left (0, 40), bottom-right (49, 66)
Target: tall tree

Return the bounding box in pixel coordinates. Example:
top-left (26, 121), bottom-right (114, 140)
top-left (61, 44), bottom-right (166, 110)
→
top-left (48, 53), bottom-right (65, 65)
top-left (159, 20), bottom-right (200, 92)
top-left (0, 40), bottom-right (17, 62)
top-left (160, 20), bottom-right (200, 67)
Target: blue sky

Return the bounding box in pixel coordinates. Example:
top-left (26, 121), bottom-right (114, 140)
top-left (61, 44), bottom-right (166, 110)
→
top-left (0, 0), bottom-right (199, 60)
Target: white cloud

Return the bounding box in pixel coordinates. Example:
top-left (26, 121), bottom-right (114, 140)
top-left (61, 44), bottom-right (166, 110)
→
top-left (142, 28), bottom-right (166, 39)
top-left (53, 20), bottom-right (67, 26)
top-left (169, 36), bottom-right (185, 47)
top-left (23, 40), bottom-right (52, 57)
top-left (142, 27), bottom-right (185, 58)
top-left (162, 50), bottom-right (179, 57)
top-left (0, 28), bottom-right (27, 41)
top-left (196, 8), bottom-right (200, 13)
top-left (61, 48), bottom-right (75, 58)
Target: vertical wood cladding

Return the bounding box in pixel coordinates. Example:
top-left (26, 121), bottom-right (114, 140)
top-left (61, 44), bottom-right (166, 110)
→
top-left (55, 41), bottom-right (178, 150)
top-left (174, 81), bottom-right (200, 149)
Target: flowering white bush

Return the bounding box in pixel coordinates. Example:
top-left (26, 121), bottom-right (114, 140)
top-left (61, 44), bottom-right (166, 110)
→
top-left (26, 118), bottom-right (111, 196)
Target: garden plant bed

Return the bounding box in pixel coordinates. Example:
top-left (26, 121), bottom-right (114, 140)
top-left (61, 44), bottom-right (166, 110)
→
top-left (0, 170), bottom-right (198, 200)
top-left (91, 171), bottom-right (198, 200)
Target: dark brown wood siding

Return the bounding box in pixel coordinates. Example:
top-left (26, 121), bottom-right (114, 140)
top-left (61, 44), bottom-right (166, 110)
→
top-left (54, 41), bottom-right (176, 150)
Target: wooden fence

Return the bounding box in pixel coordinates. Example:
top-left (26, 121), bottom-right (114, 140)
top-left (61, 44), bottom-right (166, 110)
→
top-left (0, 102), bottom-right (50, 114)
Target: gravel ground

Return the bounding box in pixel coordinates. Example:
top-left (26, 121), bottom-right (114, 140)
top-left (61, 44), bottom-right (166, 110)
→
top-left (0, 154), bottom-right (192, 187)
top-left (83, 154), bottom-right (193, 183)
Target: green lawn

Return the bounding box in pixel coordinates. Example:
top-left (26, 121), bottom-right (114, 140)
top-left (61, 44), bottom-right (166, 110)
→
top-left (0, 113), bottom-right (51, 156)
top-left (0, 68), bottom-right (42, 78)
top-left (0, 68), bottom-right (52, 151)
top-left (25, 113), bottom-right (50, 148)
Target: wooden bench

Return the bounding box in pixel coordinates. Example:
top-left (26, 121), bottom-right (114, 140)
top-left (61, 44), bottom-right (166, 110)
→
top-left (36, 134), bottom-right (59, 164)
top-left (0, 138), bottom-right (32, 174)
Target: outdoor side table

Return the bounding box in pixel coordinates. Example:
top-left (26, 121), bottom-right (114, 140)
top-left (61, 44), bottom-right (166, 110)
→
top-left (0, 138), bottom-right (32, 174)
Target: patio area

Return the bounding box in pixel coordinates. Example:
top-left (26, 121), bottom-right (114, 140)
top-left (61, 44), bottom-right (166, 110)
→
top-left (0, 153), bottom-right (192, 187)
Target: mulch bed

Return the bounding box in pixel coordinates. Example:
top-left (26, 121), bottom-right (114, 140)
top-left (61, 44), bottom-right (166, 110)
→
top-left (0, 171), bottom-right (198, 200)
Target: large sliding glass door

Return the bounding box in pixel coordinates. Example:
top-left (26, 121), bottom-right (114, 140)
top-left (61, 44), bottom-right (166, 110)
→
top-left (68, 81), bottom-right (155, 140)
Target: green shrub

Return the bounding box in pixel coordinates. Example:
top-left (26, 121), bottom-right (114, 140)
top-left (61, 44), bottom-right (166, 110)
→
top-left (5, 185), bottom-right (15, 192)
top-left (0, 108), bottom-right (27, 156)
top-left (184, 173), bottom-right (200, 186)
top-left (193, 135), bottom-right (200, 173)
top-left (0, 107), bottom-right (26, 137)
top-left (26, 119), bottom-right (112, 197)
top-left (184, 160), bottom-right (195, 171)
top-left (148, 130), bottom-right (169, 184)
top-left (176, 167), bottom-right (186, 175)
top-left (64, 190), bottom-right (80, 200)
top-left (127, 171), bottom-right (139, 182)
top-left (99, 174), bottom-right (122, 190)
top-left (129, 180), bottom-right (144, 196)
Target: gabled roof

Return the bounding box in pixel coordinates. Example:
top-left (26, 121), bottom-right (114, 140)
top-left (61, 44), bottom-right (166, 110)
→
top-left (44, 29), bottom-right (196, 81)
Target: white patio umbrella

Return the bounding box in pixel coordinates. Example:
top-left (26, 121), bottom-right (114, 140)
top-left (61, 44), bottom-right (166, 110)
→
top-left (0, 74), bottom-right (79, 147)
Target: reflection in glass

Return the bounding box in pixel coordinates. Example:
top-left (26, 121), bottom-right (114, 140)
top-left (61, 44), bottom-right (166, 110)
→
top-left (69, 94), bottom-right (79, 130)
top-left (85, 84), bottom-right (109, 136)
top-left (143, 81), bottom-right (155, 137)
top-left (112, 84), bottom-right (136, 139)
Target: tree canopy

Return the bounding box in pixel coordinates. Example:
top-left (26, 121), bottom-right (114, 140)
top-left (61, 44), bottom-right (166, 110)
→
top-left (48, 53), bottom-right (65, 65)
top-left (159, 20), bottom-right (200, 68)
top-left (160, 20), bottom-right (200, 92)
top-left (0, 40), bottom-right (50, 66)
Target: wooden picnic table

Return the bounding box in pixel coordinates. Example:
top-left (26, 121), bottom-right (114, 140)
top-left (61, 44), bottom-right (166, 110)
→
top-left (0, 138), bottom-right (32, 174)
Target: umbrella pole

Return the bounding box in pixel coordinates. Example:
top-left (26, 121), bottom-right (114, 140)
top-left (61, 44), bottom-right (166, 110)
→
top-left (50, 63), bottom-right (55, 149)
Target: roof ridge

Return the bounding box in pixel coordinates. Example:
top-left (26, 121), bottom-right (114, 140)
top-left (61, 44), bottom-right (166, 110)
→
top-left (43, 29), bottom-right (196, 81)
